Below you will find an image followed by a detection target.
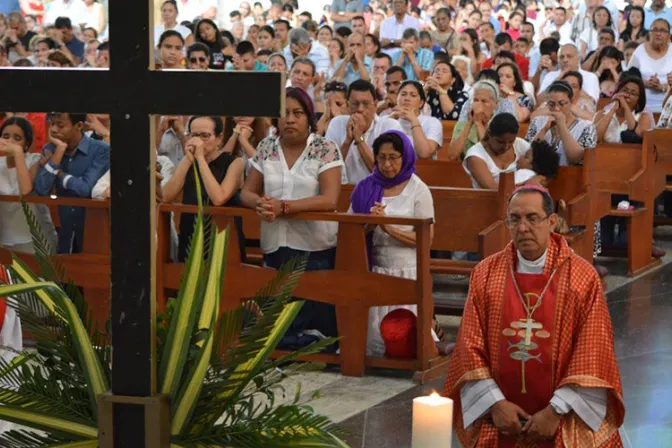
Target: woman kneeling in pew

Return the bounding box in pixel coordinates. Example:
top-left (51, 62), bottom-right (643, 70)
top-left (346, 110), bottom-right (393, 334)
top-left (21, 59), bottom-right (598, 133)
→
top-left (350, 130), bottom-right (442, 358)
top-left (241, 87), bottom-right (343, 350)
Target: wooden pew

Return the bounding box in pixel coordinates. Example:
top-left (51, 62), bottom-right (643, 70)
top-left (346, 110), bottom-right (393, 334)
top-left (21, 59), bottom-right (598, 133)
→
top-left (546, 148), bottom-right (596, 265)
top-left (0, 195), bottom-right (111, 330)
top-left (337, 173), bottom-right (513, 274)
top-left (650, 129), bottom-right (672, 226)
top-left (0, 195), bottom-right (450, 381)
top-left (593, 131), bottom-right (664, 275)
top-left (158, 205), bottom-right (448, 382)
top-left (414, 158), bottom-right (595, 264)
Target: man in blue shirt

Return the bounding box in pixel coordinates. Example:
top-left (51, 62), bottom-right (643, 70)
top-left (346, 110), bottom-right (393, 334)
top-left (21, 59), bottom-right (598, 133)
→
top-left (35, 113), bottom-right (110, 254)
top-left (645, 0), bottom-right (672, 29)
top-left (394, 28), bottom-right (434, 82)
top-left (333, 32), bottom-right (372, 86)
top-left (55, 16), bottom-right (85, 63)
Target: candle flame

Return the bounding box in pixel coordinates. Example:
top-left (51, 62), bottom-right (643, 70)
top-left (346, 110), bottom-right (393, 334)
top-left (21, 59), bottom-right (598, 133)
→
top-left (430, 391), bottom-right (440, 398)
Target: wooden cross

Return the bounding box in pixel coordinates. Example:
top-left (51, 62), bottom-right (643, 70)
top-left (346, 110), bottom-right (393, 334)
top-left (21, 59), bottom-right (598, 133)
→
top-left (519, 318), bottom-right (543, 346)
top-left (1, 1), bottom-right (285, 445)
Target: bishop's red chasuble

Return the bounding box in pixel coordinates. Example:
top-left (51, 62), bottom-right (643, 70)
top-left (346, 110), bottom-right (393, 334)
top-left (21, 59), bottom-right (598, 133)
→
top-left (445, 234), bottom-right (624, 448)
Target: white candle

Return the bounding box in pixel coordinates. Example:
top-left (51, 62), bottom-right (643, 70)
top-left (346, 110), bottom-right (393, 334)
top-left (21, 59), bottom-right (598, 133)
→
top-left (412, 392), bottom-right (453, 448)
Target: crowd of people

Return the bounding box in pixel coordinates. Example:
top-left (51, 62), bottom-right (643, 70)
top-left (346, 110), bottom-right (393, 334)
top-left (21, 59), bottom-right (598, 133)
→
top-left (1, 0), bottom-right (672, 440)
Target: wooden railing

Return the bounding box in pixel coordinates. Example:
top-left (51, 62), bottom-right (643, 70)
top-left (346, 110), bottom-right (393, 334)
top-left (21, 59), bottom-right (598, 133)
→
top-left (0, 196), bottom-right (449, 381)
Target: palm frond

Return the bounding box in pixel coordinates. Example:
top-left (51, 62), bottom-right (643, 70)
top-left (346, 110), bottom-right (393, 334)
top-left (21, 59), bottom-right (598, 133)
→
top-left (0, 429), bottom-right (80, 448)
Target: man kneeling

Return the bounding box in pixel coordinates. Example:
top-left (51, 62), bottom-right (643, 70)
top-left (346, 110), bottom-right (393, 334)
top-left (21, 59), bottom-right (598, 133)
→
top-left (445, 185), bottom-right (624, 447)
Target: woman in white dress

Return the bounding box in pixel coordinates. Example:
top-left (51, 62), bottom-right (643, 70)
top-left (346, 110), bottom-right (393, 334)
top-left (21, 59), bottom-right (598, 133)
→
top-left (153, 0), bottom-right (194, 49)
top-left (0, 117), bottom-right (57, 254)
top-left (463, 113), bottom-right (530, 190)
top-left (82, 0), bottom-right (105, 35)
top-left (626, 18), bottom-right (672, 113)
top-left (391, 80), bottom-right (442, 159)
top-left (350, 130), bottom-right (437, 357)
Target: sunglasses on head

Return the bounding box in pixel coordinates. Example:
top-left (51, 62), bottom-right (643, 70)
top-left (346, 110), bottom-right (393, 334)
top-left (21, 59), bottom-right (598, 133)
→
top-left (190, 56), bottom-right (207, 63)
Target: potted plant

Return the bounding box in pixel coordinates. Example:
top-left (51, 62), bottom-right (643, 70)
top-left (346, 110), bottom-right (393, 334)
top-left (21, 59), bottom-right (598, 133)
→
top-left (0, 172), bottom-right (349, 447)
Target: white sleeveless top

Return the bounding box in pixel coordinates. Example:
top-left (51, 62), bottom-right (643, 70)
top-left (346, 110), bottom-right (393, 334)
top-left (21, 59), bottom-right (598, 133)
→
top-left (463, 138), bottom-right (530, 189)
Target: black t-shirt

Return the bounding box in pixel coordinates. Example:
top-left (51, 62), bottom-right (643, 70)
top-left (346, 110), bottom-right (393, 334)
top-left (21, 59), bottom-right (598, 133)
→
top-left (178, 152), bottom-right (246, 262)
top-left (203, 40), bottom-right (228, 70)
top-left (19, 30), bottom-right (36, 49)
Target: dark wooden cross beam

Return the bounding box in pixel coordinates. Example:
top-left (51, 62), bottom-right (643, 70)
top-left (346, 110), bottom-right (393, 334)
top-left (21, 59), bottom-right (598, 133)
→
top-left (0, 1), bottom-right (285, 445)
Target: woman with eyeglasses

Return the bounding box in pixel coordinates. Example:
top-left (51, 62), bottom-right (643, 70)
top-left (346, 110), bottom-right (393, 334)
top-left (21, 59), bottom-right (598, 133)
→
top-left (525, 80), bottom-right (596, 167)
top-left (425, 61), bottom-right (469, 120)
top-left (627, 18), bottom-right (672, 113)
top-left (162, 116), bottom-right (245, 262)
top-left (241, 87), bottom-right (343, 349)
top-left (391, 81), bottom-right (442, 159)
top-left (532, 71), bottom-right (595, 121)
top-left (594, 74), bottom-right (652, 144)
top-left (350, 130), bottom-right (441, 357)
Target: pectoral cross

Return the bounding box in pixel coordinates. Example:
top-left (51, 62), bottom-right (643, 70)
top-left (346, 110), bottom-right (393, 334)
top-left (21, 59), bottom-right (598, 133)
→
top-left (519, 318), bottom-right (543, 346)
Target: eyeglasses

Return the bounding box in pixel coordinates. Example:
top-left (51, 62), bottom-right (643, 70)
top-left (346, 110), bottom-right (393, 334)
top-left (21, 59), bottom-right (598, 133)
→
top-left (349, 101), bottom-right (374, 109)
top-left (547, 100), bottom-right (570, 109)
top-left (620, 88), bottom-right (639, 98)
top-left (376, 154), bottom-right (402, 164)
top-left (650, 28), bottom-right (670, 34)
top-left (505, 214), bottom-right (550, 229)
top-left (189, 56), bottom-right (207, 63)
top-left (188, 132), bottom-right (214, 140)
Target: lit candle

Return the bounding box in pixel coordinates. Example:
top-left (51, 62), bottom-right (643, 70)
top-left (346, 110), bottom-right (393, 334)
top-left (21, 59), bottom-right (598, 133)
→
top-left (412, 392), bottom-right (453, 448)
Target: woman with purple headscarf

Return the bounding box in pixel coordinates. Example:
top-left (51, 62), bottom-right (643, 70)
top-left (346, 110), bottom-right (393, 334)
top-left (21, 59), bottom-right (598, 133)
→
top-left (350, 130), bottom-right (438, 358)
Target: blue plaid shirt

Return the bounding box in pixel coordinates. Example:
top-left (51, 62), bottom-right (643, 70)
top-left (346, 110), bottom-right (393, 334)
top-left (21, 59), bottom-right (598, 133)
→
top-left (34, 135), bottom-right (110, 254)
top-left (401, 48), bottom-right (434, 81)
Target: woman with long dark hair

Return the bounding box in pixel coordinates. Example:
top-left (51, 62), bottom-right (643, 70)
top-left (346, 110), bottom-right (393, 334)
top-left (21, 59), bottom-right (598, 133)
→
top-left (619, 6), bottom-right (648, 47)
top-left (496, 62), bottom-right (533, 122)
top-left (195, 18), bottom-right (228, 69)
top-left (425, 61), bottom-right (468, 120)
top-left (594, 75), bottom-right (652, 143)
top-left (459, 28), bottom-right (485, 76)
top-left (592, 46), bottom-right (623, 97)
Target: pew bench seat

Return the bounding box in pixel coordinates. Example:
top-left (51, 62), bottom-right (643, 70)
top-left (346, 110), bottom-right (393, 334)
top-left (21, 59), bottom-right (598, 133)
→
top-left (429, 259), bottom-right (476, 276)
top-left (609, 207), bottom-right (648, 218)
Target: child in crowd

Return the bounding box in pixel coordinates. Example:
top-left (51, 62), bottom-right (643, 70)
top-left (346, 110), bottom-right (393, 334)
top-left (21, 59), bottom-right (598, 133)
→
top-left (515, 140), bottom-right (560, 187)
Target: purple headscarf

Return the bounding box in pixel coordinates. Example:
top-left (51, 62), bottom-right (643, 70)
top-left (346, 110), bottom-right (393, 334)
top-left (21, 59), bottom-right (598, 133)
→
top-left (350, 130), bottom-right (417, 269)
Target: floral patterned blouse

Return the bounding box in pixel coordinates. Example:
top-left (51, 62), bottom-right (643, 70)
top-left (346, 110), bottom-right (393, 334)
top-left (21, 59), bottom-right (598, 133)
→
top-left (524, 116), bottom-right (597, 166)
top-left (249, 133), bottom-right (344, 254)
top-left (427, 89), bottom-right (470, 120)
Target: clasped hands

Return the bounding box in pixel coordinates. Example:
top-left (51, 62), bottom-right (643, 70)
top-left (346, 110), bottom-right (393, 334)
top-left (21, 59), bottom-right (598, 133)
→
top-left (255, 195), bottom-right (283, 222)
top-left (491, 400), bottom-right (561, 442)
